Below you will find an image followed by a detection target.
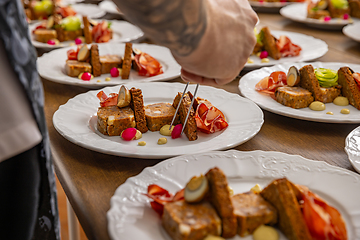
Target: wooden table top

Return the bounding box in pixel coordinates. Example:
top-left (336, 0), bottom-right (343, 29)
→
top-left (41, 11), bottom-right (360, 240)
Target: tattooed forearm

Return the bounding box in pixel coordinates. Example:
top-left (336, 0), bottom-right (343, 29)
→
top-left (113, 0), bottom-right (207, 56)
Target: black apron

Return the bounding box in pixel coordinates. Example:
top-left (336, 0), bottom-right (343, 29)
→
top-left (0, 0), bottom-right (60, 239)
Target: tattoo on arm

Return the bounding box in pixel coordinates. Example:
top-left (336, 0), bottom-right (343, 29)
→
top-left (113, 0), bottom-right (207, 56)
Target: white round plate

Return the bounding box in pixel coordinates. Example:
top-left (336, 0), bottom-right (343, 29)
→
top-left (30, 20), bottom-right (143, 49)
top-left (99, 0), bottom-right (123, 16)
top-left (53, 82), bottom-right (264, 159)
top-left (280, 3), bottom-right (356, 30)
top-left (343, 21), bottom-right (360, 42)
top-left (250, 1), bottom-right (292, 13)
top-left (244, 30), bottom-right (328, 70)
top-left (37, 43), bottom-right (180, 88)
top-left (240, 61), bottom-right (360, 123)
top-left (345, 126), bottom-right (360, 173)
top-left (107, 149), bottom-right (360, 240)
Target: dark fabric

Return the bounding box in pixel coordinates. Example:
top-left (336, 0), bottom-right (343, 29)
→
top-left (0, 0), bottom-right (60, 239)
top-left (0, 145), bottom-right (40, 240)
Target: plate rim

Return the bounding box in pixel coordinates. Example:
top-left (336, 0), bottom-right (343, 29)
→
top-left (343, 22), bottom-right (360, 42)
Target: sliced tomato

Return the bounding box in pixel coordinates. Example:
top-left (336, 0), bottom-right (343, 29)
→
top-left (354, 73), bottom-right (360, 91)
top-left (195, 103), bottom-right (228, 134)
top-left (134, 52), bottom-right (164, 77)
top-left (276, 35), bottom-right (302, 57)
top-left (92, 21), bottom-right (112, 43)
top-left (255, 71), bottom-right (287, 95)
top-left (57, 6), bottom-right (77, 18)
top-left (300, 187), bottom-right (347, 240)
top-left (143, 184), bottom-right (184, 217)
top-left (96, 91), bottom-right (118, 107)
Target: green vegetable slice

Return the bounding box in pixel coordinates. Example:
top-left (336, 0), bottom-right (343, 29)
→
top-left (314, 68), bottom-right (338, 87)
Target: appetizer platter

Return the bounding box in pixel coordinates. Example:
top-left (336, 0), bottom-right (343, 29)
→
top-left (280, 3), bottom-right (357, 30)
top-left (107, 150), bottom-right (360, 240)
top-left (244, 29), bottom-right (328, 69)
top-left (52, 82), bottom-right (263, 159)
top-left (343, 21), bottom-right (360, 42)
top-left (37, 43), bottom-right (180, 88)
top-left (345, 126), bottom-right (360, 173)
top-left (30, 18), bottom-right (143, 49)
top-left (239, 61), bottom-right (360, 123)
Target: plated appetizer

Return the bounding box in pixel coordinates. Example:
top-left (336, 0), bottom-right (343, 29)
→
top-left (22, 0), bottom-right (76, 21)
top-left (255, 64), bottom-right (360, 111)
top-left (96, 85), bottom-right (228, 144)
top-left (251, 27), bottom-right (301, 63)
top-left (32, 14), bottom-right (112, 46)
top-left (65, 43), bottom-right (164, 81)
top-left (144, 167), bottom-right (347, 240)
top-left (307, 0), bottom-right (351, 20)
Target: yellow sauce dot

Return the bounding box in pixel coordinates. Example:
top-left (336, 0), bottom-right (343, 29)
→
top-left (78, 72), bottom-right (84, 79)
top-left (309, 101), bottom-right (325, 111)
top-left (97, 80), bottom-right (101, 82)
top-left (69, 42), bottom-right (76, 46)
top-left (105, 77), bottom-right (111, 81)
top-left (160, 125), bottom-right (174, 136)
top-left (157, 137), bottom-right (167, 145)
top-left (261, 58), bottom-right (270, 63)
top-left (341, 108), bottom-right (350, 114)
top-left (333, 96), bottom-right (349, 106)
top-left (256, 52), bottom-right (261, 57)
top-left (253, 225), bottom-right (279, 240)
top-left (135, 130), bottom-right (142, 140)
top-left (138, 141), bottom-right (146, 146)
top-left (326, 111), bottom-right (334, 115)
top-left (247, 58), bottom-right (254, 64)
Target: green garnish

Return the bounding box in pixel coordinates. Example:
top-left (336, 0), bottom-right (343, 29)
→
top-left (330, 0), bottom-right (348, 9)
top-left (108, 21), bottom-right (112, 29)
top-left (256, 30), bottom-right (264, 45)
top-left (315, 68), bottom-right (338, 87)
top-left (311, 7), bottom-right (318, 11)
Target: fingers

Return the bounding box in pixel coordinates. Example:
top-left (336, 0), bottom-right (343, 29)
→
top-left (180, 69), bottom-right (235, 86)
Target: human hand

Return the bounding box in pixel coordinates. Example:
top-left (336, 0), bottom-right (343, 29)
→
top-left (172, 0), bottom-right (258, 86)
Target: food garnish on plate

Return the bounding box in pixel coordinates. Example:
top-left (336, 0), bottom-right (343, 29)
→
top-left (64, 42), bottom-right (164, 81)
top-left (95, 86), bottom-right (228, 143)
top-left (250, 27), bottom-right (301, 64)
top-left (32, 11), bottom-right (113, 46)
top-left (255, 64), bottom-right (360, 111)
top-left (143, 167), bottom-right (347, 240)
top-left (307, 0), bottom-right (352, 21)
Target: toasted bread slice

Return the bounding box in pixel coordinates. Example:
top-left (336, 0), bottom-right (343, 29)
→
top-left (261, 27), bottom-right (281, 60)
top-left (129, 88), bottom-right (148, 133)
top-left (172, 92), bottom-right (197, 141)
top-left (232, 191), bottom-right (277, 237)
top-left (144, 103), bottom-right (178, 131)
top-left (327, 0), bottom-right (350, 18)
top-left (338, 67), bottom-right (360, 110)
top-left (299, 64), bottom-right (340, 103)
top-left (100, 55), bottom-right (122, 74)
top-left (260, 178), bottom-right (312, 240)
top-left (205, 167), bottom-right (237, 238)
top-left (121, 42), bottom-right (133, 79)
top-left (162, 200), bottom-right (222, 240)
top-left (275, 86), bottom-right (314, 109)
top-left (97, 106), bottom-right (135, 136)
top-left (33, 29), bottom-right (57, 43)
top-left (65, 60), bottom-right (92, 77)
top-left (82, 16), bottom-right (93, 44)
top-left (90, 44), bottom-right (101, 77)
top-left (349, 0), bottom-right (360, 18)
